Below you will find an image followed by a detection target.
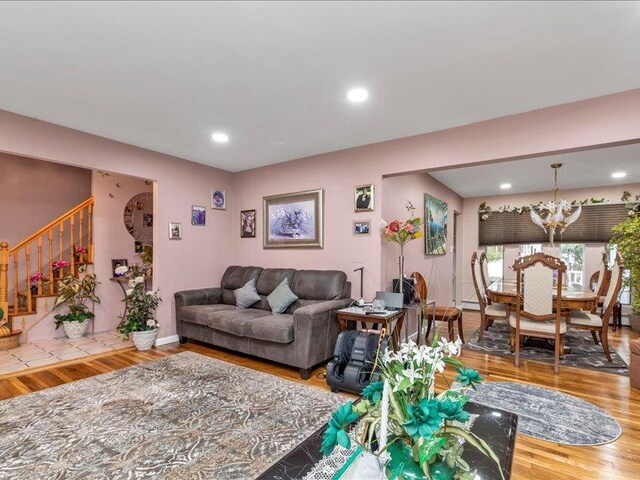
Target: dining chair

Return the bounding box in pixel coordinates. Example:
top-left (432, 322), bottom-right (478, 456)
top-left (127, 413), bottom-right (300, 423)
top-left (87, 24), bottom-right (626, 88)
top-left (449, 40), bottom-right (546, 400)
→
top-left (471, 252), bottom-right (508, 341)
top-left (412, 271), bottom-right (464, 343)
top-left (510, 252), bottom-right (567, 374)
top-left (478, 251), bottom-right (492, 301)
top-left (568, 254), bottom-right (624, 362)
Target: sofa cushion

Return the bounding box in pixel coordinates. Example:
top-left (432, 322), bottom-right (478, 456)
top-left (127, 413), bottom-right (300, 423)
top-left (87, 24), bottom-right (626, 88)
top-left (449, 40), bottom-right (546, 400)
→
top-left (244, 314), bottom-right (294, 344)
top-left (256, 268), bottom-right (297, 295)
top-left (234, 279), bottom-right (261, 308)
top-left (268, 278), bottom-right (299, 314)
top-left (220, 266), bottom-right (263, 305)
top-left (179, 304), bottom-right (236, 326)
top-left (291, 270), bottom-right (347, 300)
top-left (207, 308), bottom-right (272, 336)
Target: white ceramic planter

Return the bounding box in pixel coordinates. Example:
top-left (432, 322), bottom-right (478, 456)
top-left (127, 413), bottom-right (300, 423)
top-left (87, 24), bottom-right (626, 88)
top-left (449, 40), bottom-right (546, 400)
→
top-left (131, 328), bottom-right (158, 351)
top-left (63, 320), bottom-right (88, 340)
top-left (629, 313), bottom-right (640, 332)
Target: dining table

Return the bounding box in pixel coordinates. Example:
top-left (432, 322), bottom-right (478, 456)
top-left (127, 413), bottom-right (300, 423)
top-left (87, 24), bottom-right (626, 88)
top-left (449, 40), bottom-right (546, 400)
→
top-left (487, 280), bottom-right (598, 312)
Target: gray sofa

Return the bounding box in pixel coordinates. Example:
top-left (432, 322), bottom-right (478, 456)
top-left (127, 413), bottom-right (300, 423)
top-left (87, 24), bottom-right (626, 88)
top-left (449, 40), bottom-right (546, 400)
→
top-left (175, 266), bottom-right (352, 379)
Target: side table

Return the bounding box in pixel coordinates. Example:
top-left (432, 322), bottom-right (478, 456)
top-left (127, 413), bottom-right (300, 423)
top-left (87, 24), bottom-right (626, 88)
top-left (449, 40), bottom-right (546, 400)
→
top-left (336, 307), bottom-right (405, 349)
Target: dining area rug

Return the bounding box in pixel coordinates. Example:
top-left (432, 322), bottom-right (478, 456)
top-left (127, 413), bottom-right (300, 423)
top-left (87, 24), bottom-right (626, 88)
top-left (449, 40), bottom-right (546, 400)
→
top-left (0, 351), bottom-right (347, 479)
top-left (465, 322), bottom-right (629, 375)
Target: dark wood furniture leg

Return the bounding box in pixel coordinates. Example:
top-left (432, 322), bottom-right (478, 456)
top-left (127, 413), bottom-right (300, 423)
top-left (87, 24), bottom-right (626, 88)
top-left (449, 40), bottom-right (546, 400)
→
top-left (300, 368), bottom-right (312, 380)
top-left (179, 336), bottom-right (188, 344)
top-left (457, 312), bottom-right (465, 343)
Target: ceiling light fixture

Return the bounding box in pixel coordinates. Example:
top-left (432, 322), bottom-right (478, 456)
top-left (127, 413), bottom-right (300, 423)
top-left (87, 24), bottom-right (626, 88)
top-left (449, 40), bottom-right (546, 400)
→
top-left (611, 171), bottom-right (627, 179)
top-left (347, 87), bottom-right (369, 103)
top-left (211, 132), bottom-right (229, 143)
top-left (500, 183), bottom-right (512, 190)
top-left (530, 163), bottom-right (581, 247)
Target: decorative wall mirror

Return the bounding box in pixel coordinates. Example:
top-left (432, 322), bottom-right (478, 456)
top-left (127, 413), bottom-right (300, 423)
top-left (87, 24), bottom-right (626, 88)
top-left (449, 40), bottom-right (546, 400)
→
top-left (123, 192), bottom-right (154, 245)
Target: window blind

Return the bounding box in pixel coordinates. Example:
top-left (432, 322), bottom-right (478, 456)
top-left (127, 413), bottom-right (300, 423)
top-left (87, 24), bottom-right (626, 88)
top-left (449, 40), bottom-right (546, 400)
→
top-left (478, 203), bottom-right (628, 246)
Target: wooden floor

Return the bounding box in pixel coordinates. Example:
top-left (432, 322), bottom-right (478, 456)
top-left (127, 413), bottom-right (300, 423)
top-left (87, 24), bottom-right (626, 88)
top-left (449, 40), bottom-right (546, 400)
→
top-left (1, 311), bottom-right (638, 480)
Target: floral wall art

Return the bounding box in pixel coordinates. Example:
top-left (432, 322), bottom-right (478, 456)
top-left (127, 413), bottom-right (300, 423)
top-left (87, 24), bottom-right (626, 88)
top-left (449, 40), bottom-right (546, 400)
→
top-left (263, 189), bottom-right (324, 248)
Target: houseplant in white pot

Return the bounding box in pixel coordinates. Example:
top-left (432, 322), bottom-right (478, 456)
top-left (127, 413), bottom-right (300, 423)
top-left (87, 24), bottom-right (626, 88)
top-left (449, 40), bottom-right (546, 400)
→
top-left (610, 207), bottom-right (640, 331)
top-left (53, 265), bottom-right (100, 339)
top-left (117, 266), bottom-right (161, 350)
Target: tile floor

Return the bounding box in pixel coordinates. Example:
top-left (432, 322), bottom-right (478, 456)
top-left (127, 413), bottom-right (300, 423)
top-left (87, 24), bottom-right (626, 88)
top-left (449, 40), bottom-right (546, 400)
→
top-left (0, 331), bottom-right (133, 375)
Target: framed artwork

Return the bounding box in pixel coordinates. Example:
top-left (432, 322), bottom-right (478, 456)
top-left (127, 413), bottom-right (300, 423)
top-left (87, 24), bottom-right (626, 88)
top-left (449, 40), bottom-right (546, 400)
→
top-left (191, 205), bottom-right (206, 226)
top-left (111, 259), bottom-right (128, 278)
top-left (168, 222), bottom-right (182, 240)
top-left (424, 194), bottom-right (448, 255)
top-left (211, 189), bottom-right (226, 210)
top-left (134, 241), bottom-right (143, 253)
top-left (240, 209), bottom-right (256, 238)
top-left (354, 184), bottom-right (374, 212)
top-left (353, 220), bottom-right (370, 235)
top-left (263, 188), bottom-right (324, 248)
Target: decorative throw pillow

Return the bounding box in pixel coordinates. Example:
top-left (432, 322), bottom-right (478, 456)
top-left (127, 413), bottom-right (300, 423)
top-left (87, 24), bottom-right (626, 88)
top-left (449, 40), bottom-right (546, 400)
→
top-left (267, 278), bottom-right (299, 314)
top-left (234, 279), bottom-right (261, 309)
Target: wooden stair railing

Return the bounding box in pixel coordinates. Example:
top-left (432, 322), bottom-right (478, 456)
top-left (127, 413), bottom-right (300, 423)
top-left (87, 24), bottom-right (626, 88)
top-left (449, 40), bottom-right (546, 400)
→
top-left (0, 196), bottom-right (94, 319)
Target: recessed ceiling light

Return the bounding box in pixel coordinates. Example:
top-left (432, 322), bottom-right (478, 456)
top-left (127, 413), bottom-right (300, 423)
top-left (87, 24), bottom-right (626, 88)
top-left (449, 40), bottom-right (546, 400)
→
top-left (611, 171), bottom-right (627, 179)
top-left (347, 87), bottom-right (369, 103)
top-left (500, 183), bottom-right (512, 190)
top-left (211, 132), bottom-right (229, 143)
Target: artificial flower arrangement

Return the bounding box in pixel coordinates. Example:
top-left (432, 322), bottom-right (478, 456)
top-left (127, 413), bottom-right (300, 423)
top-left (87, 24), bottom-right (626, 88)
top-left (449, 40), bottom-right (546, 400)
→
top-left (29, 272), bottom-right (48, 284)
top-left (116, 265), bottom-right (162, 338)
top-left (321, 336), bottom-right (503, 480)
top-left (52, 259), bottom-right (70, 271)
top-left (381, 202), bottom-right (423, 248)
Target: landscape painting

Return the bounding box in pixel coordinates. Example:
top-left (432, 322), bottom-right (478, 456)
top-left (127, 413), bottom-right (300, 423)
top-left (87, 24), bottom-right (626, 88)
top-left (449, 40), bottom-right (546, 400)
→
top-left (263, 189), bottom-right (324, 248)
top-left (425, 194), bottom-right (447, 255)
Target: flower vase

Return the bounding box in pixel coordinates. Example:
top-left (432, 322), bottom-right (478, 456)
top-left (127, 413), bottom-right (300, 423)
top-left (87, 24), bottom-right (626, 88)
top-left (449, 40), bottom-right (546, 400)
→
top-left (131, 328), bottom-right (158, 351)
top-left (398, 244), bottom-right (405, 295)
top-left (386, 442), bottom-right (456, 480)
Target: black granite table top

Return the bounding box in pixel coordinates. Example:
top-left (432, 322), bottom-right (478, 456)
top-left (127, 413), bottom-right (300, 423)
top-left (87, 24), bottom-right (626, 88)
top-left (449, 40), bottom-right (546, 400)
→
top-left (256, 402), bottom-right (518, 480)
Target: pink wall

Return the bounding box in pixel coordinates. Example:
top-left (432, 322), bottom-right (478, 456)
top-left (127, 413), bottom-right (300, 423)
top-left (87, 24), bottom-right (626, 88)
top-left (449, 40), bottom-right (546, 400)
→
top-left (0, 152), bottom-right (91, 246)
top-left (0, 110), bottom-right (233, 342)
top-left (232, 89), bottom-right (640, 302)
top-left (1, 88), bottom-right (639, 340)
top-left (382, 173), bottom-right (463, 306)
top-left (460, 182), bottom-right (640, 304)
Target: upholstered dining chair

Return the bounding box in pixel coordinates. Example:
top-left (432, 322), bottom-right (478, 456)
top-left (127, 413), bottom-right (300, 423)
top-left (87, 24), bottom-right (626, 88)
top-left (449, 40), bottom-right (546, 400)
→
top-left (412, 271), bottom-right (464, 343)
top-left (510, 252), bottom-right (567, 374)
top-left (568, 254), bottom-right (624, 362)
top-left (471, 252), bottom-right (508, 341)
top-left (478, 251), bottom-right (492, 301)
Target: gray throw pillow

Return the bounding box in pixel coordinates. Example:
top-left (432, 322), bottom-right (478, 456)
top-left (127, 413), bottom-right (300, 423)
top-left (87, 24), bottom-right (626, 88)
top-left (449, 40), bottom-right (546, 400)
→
top-left (267, 278), bottom-right (299, 314)
top-left (234, 279), bottom-right (261, 309)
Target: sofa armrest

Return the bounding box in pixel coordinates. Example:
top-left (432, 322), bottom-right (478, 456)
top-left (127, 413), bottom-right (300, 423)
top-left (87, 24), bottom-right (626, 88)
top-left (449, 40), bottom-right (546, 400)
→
top-left (293, 298), bottom-right (353, 368)
top-left (174, 288), bottom-right (222, 310)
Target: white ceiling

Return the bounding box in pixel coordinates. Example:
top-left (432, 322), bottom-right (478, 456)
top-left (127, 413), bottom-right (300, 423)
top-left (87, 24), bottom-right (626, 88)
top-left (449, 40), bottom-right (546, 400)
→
top-left (0, 2), bottom-right (639, 172)
top-left (429, 142), bottom-right (640, 198)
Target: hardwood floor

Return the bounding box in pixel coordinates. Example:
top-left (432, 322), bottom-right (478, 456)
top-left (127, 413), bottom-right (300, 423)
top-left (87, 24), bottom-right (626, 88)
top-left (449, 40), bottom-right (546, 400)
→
top-left (0, 311), bottom-right (638, 480)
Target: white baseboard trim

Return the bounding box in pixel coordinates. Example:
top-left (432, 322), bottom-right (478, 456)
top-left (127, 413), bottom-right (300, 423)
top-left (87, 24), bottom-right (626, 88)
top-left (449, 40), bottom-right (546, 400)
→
top-left (155, 334), bottom-right (180, 346)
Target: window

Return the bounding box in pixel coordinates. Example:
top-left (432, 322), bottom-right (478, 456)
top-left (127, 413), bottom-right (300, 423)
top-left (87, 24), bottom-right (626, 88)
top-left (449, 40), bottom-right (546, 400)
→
top-left (519, 244), bottom-right (542, 256)
top-left (560, 243), bottom-right (585, 286)
top-left (484, 246), bottom-right (504, 282)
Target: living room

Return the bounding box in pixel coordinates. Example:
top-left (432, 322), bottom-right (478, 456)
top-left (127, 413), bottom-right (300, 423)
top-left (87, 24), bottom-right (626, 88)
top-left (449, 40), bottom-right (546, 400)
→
top-left (1, 2), bottom-right (639, 479)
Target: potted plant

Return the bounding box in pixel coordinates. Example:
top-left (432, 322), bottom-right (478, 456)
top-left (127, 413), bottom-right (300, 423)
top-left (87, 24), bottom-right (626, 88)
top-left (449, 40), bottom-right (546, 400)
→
top-left (52, 265), bottom-right (100, 339)
top-left (117, 266), bottom-right (161, 350)
top-left (28, 272), bottom-right (49, 296)
top-left (321, 336), bottom-right (502, 480)
top-left (610, 211), bottom-right (640, 331)
top-left (73, 245), bottom-right (88, 264)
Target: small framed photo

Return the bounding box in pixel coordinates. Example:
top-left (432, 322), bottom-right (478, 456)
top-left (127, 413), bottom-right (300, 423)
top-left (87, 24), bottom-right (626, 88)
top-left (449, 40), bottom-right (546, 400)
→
top-left (191, 205), bottom-right (206, 226)
top-left (168, 222), bottom-right (182, 240)
top-left (111, 259), bottom-right (128, 277)
top-left (134, 241), bottom-right (143, 253)
top-left (142, 213), bottom-right (153, 227)
top-left (240, 209), bottom-right (256, 238)
top-left (211, 189), bottom-right (226, 210)
top-left (353, 220), bottom-right (371, 235)
top-left (354, 184), bottom-right (374, 212)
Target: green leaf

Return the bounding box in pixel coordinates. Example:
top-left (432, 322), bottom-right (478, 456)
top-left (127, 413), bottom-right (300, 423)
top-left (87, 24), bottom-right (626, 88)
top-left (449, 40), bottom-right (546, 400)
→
top-left (418, 437), bottom-right (446, 466)
top-left (336, 429), bottom-right (351, 449)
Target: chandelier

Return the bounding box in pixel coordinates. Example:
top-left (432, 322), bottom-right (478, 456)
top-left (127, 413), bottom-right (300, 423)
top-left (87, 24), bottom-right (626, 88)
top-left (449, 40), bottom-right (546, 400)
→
top-left (530, 163), bottom-right (581, 247)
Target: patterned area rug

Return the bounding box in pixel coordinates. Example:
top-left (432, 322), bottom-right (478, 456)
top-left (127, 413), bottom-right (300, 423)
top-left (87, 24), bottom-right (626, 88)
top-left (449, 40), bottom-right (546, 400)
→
top-left (465, 321), bottom-right (629, 375)
top-left (468, 381), bottom-right (622, 445)
top-left (0, 351), bottom-right (347, 479)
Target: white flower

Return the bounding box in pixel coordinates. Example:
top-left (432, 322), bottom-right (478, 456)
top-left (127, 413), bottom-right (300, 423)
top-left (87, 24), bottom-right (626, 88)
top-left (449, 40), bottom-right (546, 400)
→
top-left (414, 345), bottom-right (433, 364)
top-left (437, 337), bottom-right (463, 357)
top-left (403, 365), bottom-right (423, 385)
top-left (134, 276), bottom-right (145, 285)
top-left (125, 288), bottom-right (134, 296)
top-left (128, 280), bottom-right (136, 288)
top-left (114, 266), bottom-right (128, 275)
top-left (146, 319), bottom-right (156, 328)
top-left (399, 340), bottom-right (418, 357)
top-left (145, 291), bottom-right (155, 297)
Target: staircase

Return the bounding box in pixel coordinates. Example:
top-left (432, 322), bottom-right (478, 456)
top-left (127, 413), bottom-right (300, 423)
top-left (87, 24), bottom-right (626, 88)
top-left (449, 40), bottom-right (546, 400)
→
top-left (0, 197), bottom-right (95, 348)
